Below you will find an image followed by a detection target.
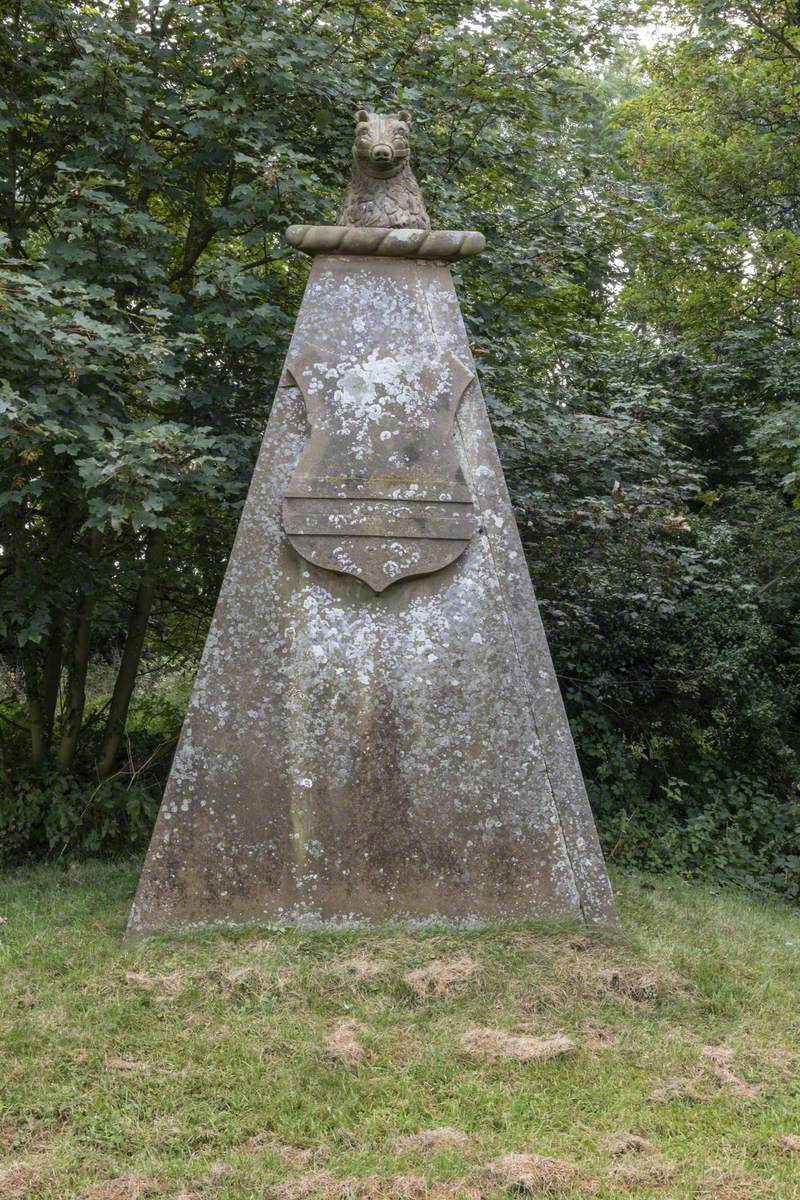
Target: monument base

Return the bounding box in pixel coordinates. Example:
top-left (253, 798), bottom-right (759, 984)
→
top-left (128, 248), bottom-right (616, 935)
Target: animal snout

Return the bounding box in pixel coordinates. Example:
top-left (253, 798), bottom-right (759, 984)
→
top-left (370, 143), bottom-right (394, 163)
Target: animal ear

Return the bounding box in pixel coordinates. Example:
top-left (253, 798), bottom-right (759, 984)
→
top-left (397, 109), bottom-right (411, 124)
top-left (355, 108), bottom-right (370, 123)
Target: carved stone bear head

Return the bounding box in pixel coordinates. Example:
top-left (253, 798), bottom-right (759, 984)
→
top-left (351, 109), bottom-right (412, 178)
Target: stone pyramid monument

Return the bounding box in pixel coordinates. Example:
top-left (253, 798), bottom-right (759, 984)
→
top-left (128, 109), bottom-right (617, 935)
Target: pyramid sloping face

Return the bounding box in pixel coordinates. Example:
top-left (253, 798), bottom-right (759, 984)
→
top-left (129, 253), bottom-right (616, 934)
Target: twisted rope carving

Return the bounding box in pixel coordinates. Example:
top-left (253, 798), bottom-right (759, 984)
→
top-left (285, 225), bottom-right (485, 260)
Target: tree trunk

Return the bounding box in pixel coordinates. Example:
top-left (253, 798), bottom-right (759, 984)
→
top-left (55, 544), bottom-right (97, 768)
top-left (13, 523), bottom-right (48, 767)
top-left (41, 612), bottom-right (64, 744)
top-left (56, 597), bottom-right (93, 771)
top-left (57, 531), bottom-right (101, 771)
top-left (4, 1), bottom-right (23, 255)
top-left (96, 529), bottom-right (166, 780)
top-left (0, 734), bottom-right (13, 790)
top-left (41, 492), bottom-right (80, 744)
top-left (21, 647), bottom-right (48, 768)
top-left (174, 166), bottom-right (217, 287)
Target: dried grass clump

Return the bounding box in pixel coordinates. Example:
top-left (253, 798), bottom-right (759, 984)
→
top-left (332, 956), bottom-right (389, 984)
top-left (574, 962), bottom-right (667, 1007)
top-left (649, 1077), bottom-right (708, 1103)
top-left (324, 1019), bottom-right (367, 1067)
top-left (220, 965), bottom-right (274, 998)
top-left (124, 971), bottom-right (183, 998)
top-left (403, 957), bottom-right (478, 1000)
top-left (376, 1178), bottom-right (429, 1199)
top-left (461, 1026), bottom-right (575, 1063)
top-left (484, 1152), bottom-right (591, 1195)
top-left (0, 1121), bottom-right (19, 1154)
top-left (243, 1136), bottom-right (330, 1167)
top-left (279, 1146), bottom-right (330, 1168)
top-left (274, 1173), bottom-right (429, 1200)
top-left (694, 1167), bottom-right (769, 1200)
top-left (83, 1176), bottom-right (164, 1200)
top-left (104, 1056), bottom-right (150, 1073)
top-left (429, 1187), bottom-right (482, 1200)
top-left (202, 1163), bottom-right (232, 1184)
top-left (582, 1021), bottom-right (618, 1051)
top-left (273, 1171), bottom-right (339, 1200)
top-left (394, 1127), bottom-right (472, 1154)
top-left (701, 1046), bottom-right (761, 1099)
top-left (604, 1133), bottom-right (653, 1156)
top-left (273, 1171), bottom-right (486, 1200)
top-left (0, 1162), bottom-right (39, 1199)
top-left (608, 1157), bottom-right (677, 1188)
top-left (777, 1134), bottom-right (800, 1154)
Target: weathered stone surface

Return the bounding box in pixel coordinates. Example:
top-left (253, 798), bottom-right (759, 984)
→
top-left (285, 225), bottom-right (486, 259)
top-left (282, 324), bottom-right (478, 591)
top-left (128, 249), bottom-right (617, 934)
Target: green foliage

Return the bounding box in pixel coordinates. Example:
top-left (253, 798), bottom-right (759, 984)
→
top-left (0, 770), bottom-right (159, 862)
top-left (0, 675), bottom-right (185, 861)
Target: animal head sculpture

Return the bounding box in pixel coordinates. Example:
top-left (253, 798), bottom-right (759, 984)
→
top-left (351, 108), bottom-right (413, 178)
top-left (338, 108), bottom-right (430, 229)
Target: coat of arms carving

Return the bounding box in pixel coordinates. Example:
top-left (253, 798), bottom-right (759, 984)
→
top-left (282, 345), bottom-right (478, 591)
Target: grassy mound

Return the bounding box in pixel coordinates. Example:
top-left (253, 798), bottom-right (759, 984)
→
top-left (0, 865), bottom-right (798, 1198)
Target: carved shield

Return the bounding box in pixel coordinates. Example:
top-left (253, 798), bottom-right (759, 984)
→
top-left (282, 345), bottom-right (478, 592)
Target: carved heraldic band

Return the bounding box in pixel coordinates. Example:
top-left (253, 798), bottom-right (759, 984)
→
top-left (282, 346), bottom-right (478, 592)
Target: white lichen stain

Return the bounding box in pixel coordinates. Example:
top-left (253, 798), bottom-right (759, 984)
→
top-left (129, 260), bottom-right (607, 936)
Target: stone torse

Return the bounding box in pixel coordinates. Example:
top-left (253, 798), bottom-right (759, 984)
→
top-left (128, 108), bottom-right (617, 936)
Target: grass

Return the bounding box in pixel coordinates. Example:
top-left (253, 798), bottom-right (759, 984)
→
top-left (0, 863), bottom-right (799, 1199)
